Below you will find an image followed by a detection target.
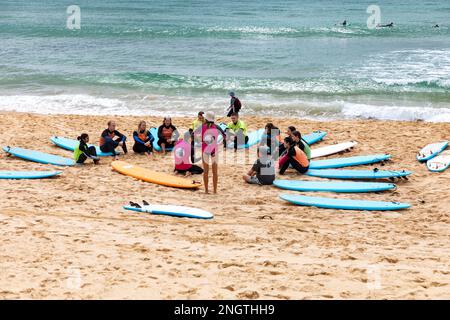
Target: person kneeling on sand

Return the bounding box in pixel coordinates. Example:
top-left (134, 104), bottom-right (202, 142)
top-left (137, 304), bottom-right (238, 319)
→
top-left (157, 116), bottom-right (179, 153)
top-left (279, 136), bottom-right (309, 175)
top-left (173, 132), bottom-right (204, 176)
top-left (74, 133), bottom-right (100, 165)
top-left (224, 112), bottom-right (249, 151)
top-left (243, 146), bottom-right (275, 185)
top-left (100, 120), bottom-right (127, 159)
top-left (133, 121), bottom-right (154, 157)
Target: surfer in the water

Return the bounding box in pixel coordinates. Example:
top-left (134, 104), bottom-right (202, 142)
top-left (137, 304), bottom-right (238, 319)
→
top-left (99, 120), bottom-right (127, 160)
top-left (224, 112), bottom-right (249, 151)
top-left (132, 121), bottom-right (154, 157)
top-left (74, 133), bottom-right (100, 164)
top-left (378, 22), bottom-right (394, 28)
top-left (198, 111), bottom-right (226, 194)
top-left (243, 146), bottom-right (275, 185)
top-left (278, 136), bottom-right (309, 175)
top-left (226, 91), bottom-right (242, 117)
top-left (157, 117), bottom-right (179, 153)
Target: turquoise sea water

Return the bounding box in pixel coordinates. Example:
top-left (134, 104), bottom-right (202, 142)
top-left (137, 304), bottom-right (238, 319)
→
top-left (0, 0), bottom-right (449, 121)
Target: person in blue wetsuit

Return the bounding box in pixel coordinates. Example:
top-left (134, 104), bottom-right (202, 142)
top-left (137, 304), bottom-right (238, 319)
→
top-left (99, 120), bottom-right (127, 159)
top-left (133, 121), bottom-right (154, 157)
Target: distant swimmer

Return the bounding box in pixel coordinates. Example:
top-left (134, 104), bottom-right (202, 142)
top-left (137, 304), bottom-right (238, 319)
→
top-left (433, 24), bottom-right (439, 28)
top-left (342, 20), bottom-right (347, 27)
top-left (378, 22), bottom-right (394, 28)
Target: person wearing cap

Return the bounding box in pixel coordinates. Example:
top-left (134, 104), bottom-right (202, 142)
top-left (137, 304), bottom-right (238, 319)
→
top-left (196, 111), bottom-right (226, 194)
top-left (157, 116), bottom-right (179, 153)
top-left (224, 112), bottom-right (248, 151)
top-left (243, 145), bottom-right (275, 185)
top-left (226, 91), bottom-right (242, 117)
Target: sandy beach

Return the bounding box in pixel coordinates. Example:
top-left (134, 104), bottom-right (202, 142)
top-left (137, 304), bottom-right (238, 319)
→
top-left (0, 111), bottom-right (449, 299)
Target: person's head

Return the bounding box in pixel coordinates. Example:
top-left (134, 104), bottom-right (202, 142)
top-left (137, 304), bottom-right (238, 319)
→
top-left (292, 130), bottom-right (302, 142)
top-left (229, 91), bottom-right (235, 98)
top-left (230, 112), bottom-right (239, 123)
top-left (107, 120), bottom-right (116, 131)
top-left (286, 126), bottom-right (296, 136)
top-left (77, 133), bottom-right (89, 143)
top-left (138, 120), bottom-right (146, 132)
top-left (163, 116), bottom-right (172, 126)
top-left (284, 136), bottom-right (294, 148)
top-left (205, 111), bottom-right (215, 123)
top-left (197, 111), bottom-right (205, 121)
top-left (265, 122), bottom-right (275, 133)
top-left (258, 145), bottom-right (270, 158)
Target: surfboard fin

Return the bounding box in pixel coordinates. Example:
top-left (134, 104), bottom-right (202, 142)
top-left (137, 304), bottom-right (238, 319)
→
top-left (129, 201), bottom-right (141, 208)
top-left (142, 200), bottom-right (149, 206)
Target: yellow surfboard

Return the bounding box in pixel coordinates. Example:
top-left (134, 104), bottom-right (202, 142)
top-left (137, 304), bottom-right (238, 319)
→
top-left (111, 161), bottom-right (202, 189)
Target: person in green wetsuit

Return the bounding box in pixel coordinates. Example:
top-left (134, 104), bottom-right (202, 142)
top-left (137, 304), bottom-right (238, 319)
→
top-left (292, 130), bottom-right (311, 160)
top-left (224, 112), bottom-right (249, 151)
top-left (74, 133), bottom-right (100, 164)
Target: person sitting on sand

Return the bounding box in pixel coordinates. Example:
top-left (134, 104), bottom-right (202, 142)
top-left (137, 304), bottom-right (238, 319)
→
top-left (198, 111), bottom-right (226, 194)
top-left (74, 133), bottom-right (100, 165)
top-left (243, 146), bottom-right (275, 185)
top-left (100, 120), bottom-right (127, 159)
top-left (133, 121), bottom-right (154, 157)
top-left (279, 136), bottom-right (309, 175)
top-left (226, 91), bottom-right (242, 117)
top-left (157, 117), bottom-right (179, 153)
top-left (292, 130), bottom-right (311, 160)
top-left (173, 132), bottom-right (204, 176)
top-left (224, 112), bottom-right (248, 151)
top-left (277, 126), bottom-right (296, 156)
top-left (259, 122), bottom-right (281, 156)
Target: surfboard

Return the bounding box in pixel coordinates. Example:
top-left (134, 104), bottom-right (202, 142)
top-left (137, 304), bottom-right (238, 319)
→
top-left (150, 127), bottom-right (174, 152)
top-left (111, 160), bottom-right (201, 189)
top-left (280, 194), bottom-right (410, 211)
top-left (50, 136), bottom-right (117, 157)
top-left (427, 150), bottom-right (450, 172)
top-left (309, 154), bottom-right (391, 169)
top-left (0, 170), bottom-right (62, 179)
top-left (124, 204), bottom-right (213, 219)
top-left (417, 141), bottom-right (448, 162)
top-left (302, 131), bottom-right (327, 145)
top-left (305, 169), bottom-right (412, 180)
top-left (3, 146), bottom-right (75, 166)
top-left (274, 180), bottom-right (395, 193)
top-left (310, 141), bottom-right (358, 159)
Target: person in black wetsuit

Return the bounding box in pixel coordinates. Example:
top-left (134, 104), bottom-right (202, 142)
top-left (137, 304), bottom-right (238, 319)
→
top-left (74, 133), bottom-right (99, 164)
top-left (133, 120), bottom-right (154, 157)
top-left (99, 120), bottom-right (127, 159)
top-left (226, 91), bottom-right (242, 117)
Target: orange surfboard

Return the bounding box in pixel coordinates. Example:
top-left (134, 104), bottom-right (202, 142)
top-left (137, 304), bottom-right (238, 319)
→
top-left (111, 161), bottom-right (201, 189)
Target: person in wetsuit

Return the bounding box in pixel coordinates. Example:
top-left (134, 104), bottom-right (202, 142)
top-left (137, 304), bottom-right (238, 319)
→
top-left (224, 112), bottom-right (249, 151)
top-left (157, 117), bottom-right (179, 153)
top-left (133, 120), bottom-right (154, 156)
top-left (99, 120), bottom-right (127, 159)
top-left (74, 133), bottom-right (100, 164)
top-left (278, 136), bottom-right (310, 175)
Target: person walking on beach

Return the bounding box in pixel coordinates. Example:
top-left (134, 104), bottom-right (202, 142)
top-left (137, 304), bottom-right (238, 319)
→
top-left (226, 91), bottom-right (242, 117)
top-left (278, 136), bottom-right (309, 175)
top-left (199, 111), bottom-right (225, 194)
top-left (100, 120), bottom-right (127, 159)
top-left (157, 117), bottom-right (179, 153)
top-left (132, 121), bottom-right (154, 157)
top-left (243, 146), bottom-right (275, 185)
top-left (224, 112), bottom-right (248, 151)
top-left (74, 133), bottom-right (100, 164)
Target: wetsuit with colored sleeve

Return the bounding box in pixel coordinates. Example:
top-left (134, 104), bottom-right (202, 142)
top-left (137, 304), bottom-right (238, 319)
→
top-left (133, 130), bottom-right (154, 154)
top-left (225, 120), bottom-right (249, 149)
top-left (74, 140), bottom-right (98, 164)
top-left (157, 124), bottom-right (179, 149)
top-left (279, 145), bottom-right (309, 175)
top-left (100, 129), bottom-right (127, 155)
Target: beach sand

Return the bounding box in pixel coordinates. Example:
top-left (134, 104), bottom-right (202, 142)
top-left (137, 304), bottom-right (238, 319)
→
top-left (0, 111), bottom-right (449, 299)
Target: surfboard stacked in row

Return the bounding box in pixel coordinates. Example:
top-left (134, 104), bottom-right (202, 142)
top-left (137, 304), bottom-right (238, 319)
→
top-left (417, 141), bottom-right (449, 172)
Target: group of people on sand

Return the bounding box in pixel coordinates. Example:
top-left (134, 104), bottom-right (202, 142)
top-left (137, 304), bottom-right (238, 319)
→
top-left (72, 91), bottom-right (312, 194)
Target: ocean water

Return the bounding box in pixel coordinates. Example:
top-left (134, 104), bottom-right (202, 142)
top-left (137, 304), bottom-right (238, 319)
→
top-left (0, 0), bottom-right (449, 121)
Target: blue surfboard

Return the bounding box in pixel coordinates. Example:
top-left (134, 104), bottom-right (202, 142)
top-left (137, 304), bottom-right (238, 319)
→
top-left (3, 146), bottom-right (75, 166)
top-left (51, 136), bottom-right (117, 157)
top-left (309, 154), bottom-right (391, 169)
top-left (124, 204), bottom-right (213, 219)
top-left (305, 169), bottom-right (412, 180)
top-left (280, 194), bottom-right (410, 211)
top-left (302, 131), bottom-right (327, 145)
top-left (274, 180), bottom-right (395, 193)
top-left (0, 170), bottom-right (62, 179)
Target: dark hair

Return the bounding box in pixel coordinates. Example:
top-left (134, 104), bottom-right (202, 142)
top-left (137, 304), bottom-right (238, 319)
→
top-left (284, 136), bottom-right (294, 145)
top-left (198, 111), bottom-right (204, 116)
top-left (107, 120), bottom-right (114, 126)
top-left (292, 130), bottom-right (302, 139)
top-left (77, 133), bottom-right (89, 141)
top-left (230, 112), bottom-right (239, 117)
top-left (292, 131), bottom-right (306, 151)
top-left (288, 126), bottom-right (296, 133)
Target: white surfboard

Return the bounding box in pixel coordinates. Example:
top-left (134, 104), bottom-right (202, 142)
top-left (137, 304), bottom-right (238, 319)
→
top-left (124, 204), bottom-right (213, 219)
top-left (427, 150), bottom-right (450, 172)
top-left (417, 141), bottom-right (448, 162)
top-left (310, 141), bottom-right (357, 159)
